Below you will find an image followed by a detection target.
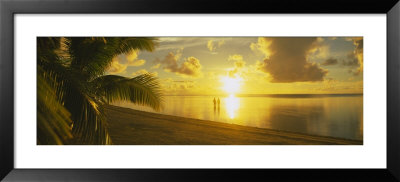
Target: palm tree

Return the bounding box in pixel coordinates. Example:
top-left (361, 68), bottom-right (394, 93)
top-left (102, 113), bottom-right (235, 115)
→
top-left (37, 37), bottom-right (162, 145)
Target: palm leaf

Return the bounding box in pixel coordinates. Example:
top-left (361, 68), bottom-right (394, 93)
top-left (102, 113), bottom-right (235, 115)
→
top-left (68, 92), bottom-right (112, 145)
top-left (110, 37), bottom-right (158, 55)
top-left (37, 66), bottom-right (73, 145)
top-left (65, 37), bottom-right (158, 80)
top-left (61, 73), bottom-right (112, 145)
top-left (37, 39), bottom-right (112, 145)
top-left (92, 74), bottom-right (163, 111)
top-left (37, 37), bottom-right (160, 145)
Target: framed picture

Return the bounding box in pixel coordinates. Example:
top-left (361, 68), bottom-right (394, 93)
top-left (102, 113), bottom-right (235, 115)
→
top-left (1, 0), bottom-right (399, 181)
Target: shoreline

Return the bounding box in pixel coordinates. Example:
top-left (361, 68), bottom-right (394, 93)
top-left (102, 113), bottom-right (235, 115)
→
top-left (105, 105), bottom-right (363, 145)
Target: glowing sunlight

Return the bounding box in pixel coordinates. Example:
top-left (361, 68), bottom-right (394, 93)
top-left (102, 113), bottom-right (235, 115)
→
top-left (221, 76), bottom-right (243, 95)
top-left (226, 94), bottom-right (240, 119)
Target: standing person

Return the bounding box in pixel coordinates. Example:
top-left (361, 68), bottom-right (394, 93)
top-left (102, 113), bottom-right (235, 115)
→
top-left (213, 97), bottom-right (216, 109)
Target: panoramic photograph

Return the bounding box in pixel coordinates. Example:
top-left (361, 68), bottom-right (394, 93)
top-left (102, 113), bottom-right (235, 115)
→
top-left (37, 37), bottom-right (363, 145)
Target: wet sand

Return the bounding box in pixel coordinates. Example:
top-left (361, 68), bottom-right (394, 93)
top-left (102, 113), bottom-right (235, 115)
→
top-left (105, 105), bottom-right (362, 145)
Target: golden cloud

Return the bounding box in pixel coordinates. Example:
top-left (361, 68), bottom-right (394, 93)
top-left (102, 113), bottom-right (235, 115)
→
top-left (227, 54), bottom-right (247, 78)
top-left (156, 51), bottom-right (203, 78)
top-left (228, 54), bottom-right (246, 68)
top-left (250, 38), bottom-right (273, 58)
top-left (108, 58), bottom-right (128, 74)
top-left (151, 63), bottom-right (161, 69)
top-left (107, 50), bottom-right (146, 74)
top-left (125, 50), bottom-right (146, 66)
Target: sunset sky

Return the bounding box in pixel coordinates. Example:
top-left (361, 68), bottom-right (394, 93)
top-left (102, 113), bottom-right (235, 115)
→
top-left (107, 37), bottom-right (363, 95)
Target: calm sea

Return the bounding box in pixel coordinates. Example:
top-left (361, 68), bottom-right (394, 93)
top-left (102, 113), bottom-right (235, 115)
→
top-left (114, 94), bottom-right (363, 140)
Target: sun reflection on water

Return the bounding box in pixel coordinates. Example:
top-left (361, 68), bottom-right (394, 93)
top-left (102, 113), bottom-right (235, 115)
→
top-left (226, 94), bottom-right (240, 119)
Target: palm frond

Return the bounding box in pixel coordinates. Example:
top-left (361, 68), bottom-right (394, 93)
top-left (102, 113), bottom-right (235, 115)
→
top-left (37, 37), bottom-right (61, 51)
top-left (37, 66), bottom-right (73, 145)
top-left (38, 37), bottom-right (71, 67)
top-left (37, 37), bottom-right (160, 145)
top-left (38, 48), bottom-right (112, 144)
top-left (92, 74), bottom-right (163, 111)
top-left (110, 37), bottom-right (159, 55)
top-left (65, 37), bottom-right (158, 80)
top-left (68, 93), bottom-right (112, 145)
top-left (62, 76), bottom-right (112, 145)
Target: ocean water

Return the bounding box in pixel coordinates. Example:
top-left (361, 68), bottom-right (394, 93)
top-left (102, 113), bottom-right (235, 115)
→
top-left (114, 94), bottom-right (363, 140)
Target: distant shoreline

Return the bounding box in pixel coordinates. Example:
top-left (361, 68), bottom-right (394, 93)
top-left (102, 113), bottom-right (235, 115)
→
top-left (105, 105), bottom-right (363, 145)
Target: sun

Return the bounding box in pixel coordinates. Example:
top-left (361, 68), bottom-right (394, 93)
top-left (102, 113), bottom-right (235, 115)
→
top-left (221, 76), bottom-right (243, 95)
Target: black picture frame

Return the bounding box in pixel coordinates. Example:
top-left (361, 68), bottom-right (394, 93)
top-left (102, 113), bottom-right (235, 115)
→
top-left (1, 0), bottom-right (399, 181)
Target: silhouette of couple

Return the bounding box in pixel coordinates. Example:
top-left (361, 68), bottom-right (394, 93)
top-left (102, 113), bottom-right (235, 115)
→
top-left (213, 97), bottom-right (220, 109)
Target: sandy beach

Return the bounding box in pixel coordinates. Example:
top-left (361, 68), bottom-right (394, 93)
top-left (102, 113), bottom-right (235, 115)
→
top-left (105, 105), bottom-right (362, 145)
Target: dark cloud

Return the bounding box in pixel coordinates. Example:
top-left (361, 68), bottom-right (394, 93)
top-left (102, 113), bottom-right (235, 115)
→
top-left (322, 58), bottom-right (338, 66)
top-left (207, 39), bottom-right (225, 51)
top-left (254, 37), bottom-right (328, 83)
top-left (342, 52), bottom-right (360, 67)
top-left (156, 52), bottom-right (202, 77)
